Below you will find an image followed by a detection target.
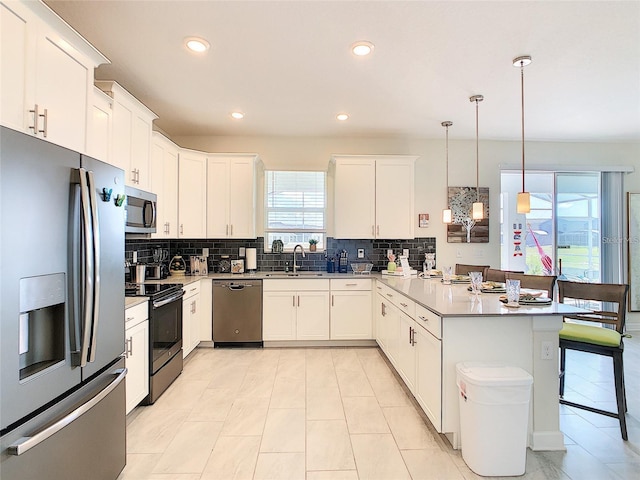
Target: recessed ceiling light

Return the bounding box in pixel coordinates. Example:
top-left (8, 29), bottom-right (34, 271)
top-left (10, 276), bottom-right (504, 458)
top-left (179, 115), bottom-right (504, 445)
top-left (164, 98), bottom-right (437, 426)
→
top-left (231, 111), bottom-right (244, 120)
top-left (336, 113), bottom-right (349, 121)
top-left (185, 37), bottom-right (210, 53)
top-left (351, 41), bottom-right (374, 56)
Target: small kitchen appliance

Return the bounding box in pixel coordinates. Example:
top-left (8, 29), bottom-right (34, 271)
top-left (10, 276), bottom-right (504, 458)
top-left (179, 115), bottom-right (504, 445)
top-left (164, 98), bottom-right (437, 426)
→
top-left (170, 255), bottom-right (187, 275)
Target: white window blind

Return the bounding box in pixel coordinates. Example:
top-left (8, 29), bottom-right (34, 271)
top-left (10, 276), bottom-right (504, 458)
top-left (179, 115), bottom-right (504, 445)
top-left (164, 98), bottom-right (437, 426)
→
top-left (265, 171), bottom-right (326, 251)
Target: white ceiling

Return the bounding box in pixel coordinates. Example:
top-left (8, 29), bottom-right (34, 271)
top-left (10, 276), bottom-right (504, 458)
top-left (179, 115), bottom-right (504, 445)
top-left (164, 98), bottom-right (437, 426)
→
top-left (45, 1), bottom-right (640, 142)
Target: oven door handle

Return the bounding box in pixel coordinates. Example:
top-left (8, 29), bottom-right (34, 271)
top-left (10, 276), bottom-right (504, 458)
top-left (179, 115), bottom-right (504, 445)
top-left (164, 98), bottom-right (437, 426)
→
top-left (153, 290), bottom-right (185, 309)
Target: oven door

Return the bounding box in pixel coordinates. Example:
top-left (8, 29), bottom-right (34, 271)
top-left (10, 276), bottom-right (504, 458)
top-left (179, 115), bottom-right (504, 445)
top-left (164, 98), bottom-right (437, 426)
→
top-left (150, 290), bottom-right (184, 374)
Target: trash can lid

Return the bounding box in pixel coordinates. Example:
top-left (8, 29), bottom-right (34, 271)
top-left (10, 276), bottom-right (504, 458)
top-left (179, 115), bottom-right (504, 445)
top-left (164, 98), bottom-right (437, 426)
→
top-left (456, 362), bottom-right (533, 387)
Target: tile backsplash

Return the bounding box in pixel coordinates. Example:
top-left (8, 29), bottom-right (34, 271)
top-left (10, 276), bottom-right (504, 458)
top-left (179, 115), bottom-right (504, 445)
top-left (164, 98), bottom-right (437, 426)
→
top-left (125, 236), bottom-right (436, 273)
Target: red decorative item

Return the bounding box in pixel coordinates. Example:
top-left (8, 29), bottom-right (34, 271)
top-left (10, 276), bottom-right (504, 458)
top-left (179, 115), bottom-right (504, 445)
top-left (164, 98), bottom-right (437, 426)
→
top-left (527, 223), bottom-right (553, 274)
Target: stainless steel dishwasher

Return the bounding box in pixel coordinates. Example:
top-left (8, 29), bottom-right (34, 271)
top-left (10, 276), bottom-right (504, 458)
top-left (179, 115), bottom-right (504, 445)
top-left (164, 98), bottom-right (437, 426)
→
top-left (212, 280), bottom-right (263, 347)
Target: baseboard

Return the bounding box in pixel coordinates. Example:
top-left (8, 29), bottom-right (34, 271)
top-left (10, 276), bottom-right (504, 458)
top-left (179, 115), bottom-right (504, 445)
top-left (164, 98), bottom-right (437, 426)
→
top-left (530, 431), bottom-right (567, 451)
top-left (264, 339), bottom-right (378, 348)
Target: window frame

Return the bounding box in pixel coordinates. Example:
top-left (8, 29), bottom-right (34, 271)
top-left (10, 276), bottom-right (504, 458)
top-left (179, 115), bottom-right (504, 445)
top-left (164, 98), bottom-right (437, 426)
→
top-left (263, 169), bottom-right (327, 253)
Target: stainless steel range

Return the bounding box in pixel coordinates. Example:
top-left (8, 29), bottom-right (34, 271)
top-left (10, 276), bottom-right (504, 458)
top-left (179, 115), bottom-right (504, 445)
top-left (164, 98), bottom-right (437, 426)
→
top-left (125, 283), bottom-right (184, 404)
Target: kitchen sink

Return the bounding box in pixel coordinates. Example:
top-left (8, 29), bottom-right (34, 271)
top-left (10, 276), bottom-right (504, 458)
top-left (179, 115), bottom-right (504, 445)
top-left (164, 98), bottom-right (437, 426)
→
top-left (264, 272), bottom-right (324, 277)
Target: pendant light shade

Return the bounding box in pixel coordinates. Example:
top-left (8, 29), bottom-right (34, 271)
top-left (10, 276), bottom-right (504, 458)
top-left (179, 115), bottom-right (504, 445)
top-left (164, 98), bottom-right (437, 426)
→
top-left (470, 95), bottom-right (484, 220)
top-left (441, 121), bottom-right (453, 224)
top-left (514, 55), bottom-right (532, 214)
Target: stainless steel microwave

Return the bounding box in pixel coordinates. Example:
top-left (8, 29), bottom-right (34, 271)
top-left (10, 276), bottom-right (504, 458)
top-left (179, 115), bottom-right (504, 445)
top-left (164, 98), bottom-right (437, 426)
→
top-left (125, 186), bottom-right (157, 234)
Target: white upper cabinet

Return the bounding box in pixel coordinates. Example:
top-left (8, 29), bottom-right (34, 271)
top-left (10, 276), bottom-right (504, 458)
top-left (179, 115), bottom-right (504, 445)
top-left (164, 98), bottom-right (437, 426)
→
top-left (150, 132), bottom-right (179, 238)
top-left (95, 81), bottom-right (157, 189)
top-left (207, 154), bottom-right (259, 239)
top-left (178, 149), bottom-right (207, 238)
top-left (1, 0), bottom-right (108, 152)
top-left (332, 155), bottom-right (417, 239)
top-left (86, 87), bottom-right (112, 163)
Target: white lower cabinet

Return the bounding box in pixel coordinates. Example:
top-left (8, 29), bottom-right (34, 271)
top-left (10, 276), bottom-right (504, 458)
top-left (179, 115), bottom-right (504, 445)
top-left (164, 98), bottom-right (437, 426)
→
top-left (397, 312), bottom-right (417, 391)
top-left (263, 279), bottom-right (330, 341)
top-left (414, 323), bottom-right (442, 431)
top-left (124, 302), bottom-right (149, 414)
top-left (375, 280), bottom-right (443, 432)
top-left (182, 282), bottom-right (201, 358)
top-left (330, 279), bottom-right (372, 339)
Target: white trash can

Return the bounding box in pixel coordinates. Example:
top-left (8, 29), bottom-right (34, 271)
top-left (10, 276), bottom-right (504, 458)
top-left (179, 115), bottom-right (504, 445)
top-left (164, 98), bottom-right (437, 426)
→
top-left (456, 362), bottom-right (533, 477)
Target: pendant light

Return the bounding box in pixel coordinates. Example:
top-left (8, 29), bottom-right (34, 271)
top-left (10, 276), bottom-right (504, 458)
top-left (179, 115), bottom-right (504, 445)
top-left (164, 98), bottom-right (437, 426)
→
top-left (470, 95), bottom-right (484, 220)
top-left (514, 55), bottom-right (532, 214)
top-left (442, 120), bottom-right (453, 224)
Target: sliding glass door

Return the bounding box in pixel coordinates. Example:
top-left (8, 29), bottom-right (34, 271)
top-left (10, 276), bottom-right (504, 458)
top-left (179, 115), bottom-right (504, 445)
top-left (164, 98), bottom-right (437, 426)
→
top-left (555, 173), bottom-right (601, 281)
top-left (501, 171), bottom-right (601, 282)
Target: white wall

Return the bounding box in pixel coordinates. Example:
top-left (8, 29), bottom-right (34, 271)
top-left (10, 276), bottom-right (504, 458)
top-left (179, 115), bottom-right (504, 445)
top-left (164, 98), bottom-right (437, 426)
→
top-left (174, 134), bottom-right (640, 329)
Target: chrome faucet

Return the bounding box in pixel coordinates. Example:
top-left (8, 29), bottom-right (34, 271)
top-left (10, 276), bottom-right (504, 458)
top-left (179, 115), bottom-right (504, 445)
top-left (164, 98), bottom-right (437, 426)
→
top-left (293, 244), bottom-right (306, 273)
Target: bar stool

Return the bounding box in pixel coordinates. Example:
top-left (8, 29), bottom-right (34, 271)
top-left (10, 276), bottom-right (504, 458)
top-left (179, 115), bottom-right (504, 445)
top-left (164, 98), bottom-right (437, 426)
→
top-left (485, 268), bottom-right (524, 283)
top-left (455, 264), bottom-right (489, 276)
top-left (504, 272), bottom-right (557, 298)
top-left (557, 280), bottom-right (630, 440)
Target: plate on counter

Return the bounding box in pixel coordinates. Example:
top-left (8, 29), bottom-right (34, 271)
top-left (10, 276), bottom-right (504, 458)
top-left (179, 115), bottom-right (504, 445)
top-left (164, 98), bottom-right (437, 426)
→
top-left (519, 297), bottom-right (552, 305)
top-left (445, 275), bottom-right (470, 284)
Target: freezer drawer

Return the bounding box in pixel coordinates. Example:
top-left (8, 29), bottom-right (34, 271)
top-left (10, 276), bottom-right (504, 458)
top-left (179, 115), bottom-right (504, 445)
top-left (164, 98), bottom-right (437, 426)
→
top-left (0, 358), bottom-right (127, 480)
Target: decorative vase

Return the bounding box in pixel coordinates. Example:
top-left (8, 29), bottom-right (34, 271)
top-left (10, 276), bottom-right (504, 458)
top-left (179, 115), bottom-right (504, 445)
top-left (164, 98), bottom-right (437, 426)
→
top-left (387, 261), bottom-right (397, 272)
top-left (309, 244), bottom-right (316, 252)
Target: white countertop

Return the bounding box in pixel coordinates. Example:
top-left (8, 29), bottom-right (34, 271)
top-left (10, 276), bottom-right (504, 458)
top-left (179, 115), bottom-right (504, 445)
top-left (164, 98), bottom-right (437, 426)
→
top-left (376, 275), bottom-right (587, 318)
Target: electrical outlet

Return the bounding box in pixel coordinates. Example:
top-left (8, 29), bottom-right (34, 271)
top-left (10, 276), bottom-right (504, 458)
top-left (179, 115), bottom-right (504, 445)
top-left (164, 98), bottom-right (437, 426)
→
top-left (456, 249), bottom-right (462, 258)
top-left (132, 251), bottom-right (138, 263)
top-left (239, 247), bottom-right (245, 257)
top-left (357, 248), bottom-right (365, 258)
top-left (541, 341), bottom-right (553, 360)
top-left (387, 249), bottom-right (393, 257)
top-left (403, 249), bottom-right (409, 258)
top-left (202, 248), bottom-right (209, 257)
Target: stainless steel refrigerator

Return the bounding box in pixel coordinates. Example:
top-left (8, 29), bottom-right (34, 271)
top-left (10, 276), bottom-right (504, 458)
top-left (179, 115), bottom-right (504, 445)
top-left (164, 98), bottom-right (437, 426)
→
top-left (0, 127), bottom-right (127, 479)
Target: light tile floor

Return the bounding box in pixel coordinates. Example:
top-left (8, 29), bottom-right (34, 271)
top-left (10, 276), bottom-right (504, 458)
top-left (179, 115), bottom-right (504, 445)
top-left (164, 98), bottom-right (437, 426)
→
top-left (118, 334), bottom-right (640, 480)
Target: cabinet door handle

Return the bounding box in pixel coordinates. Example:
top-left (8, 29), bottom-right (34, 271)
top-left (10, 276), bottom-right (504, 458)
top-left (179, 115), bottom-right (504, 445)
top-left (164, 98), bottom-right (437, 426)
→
top-left (293, 295), bottom-right (296, 307)
top-left (226, 224), bottom-right (229, 235)
top-left (376, 225), bottom-right (380, 236)
top-left (411, 328), bottom-right (417, 346)
top-left (230, 224), bottom-right (233, 235)
top-left (408, 326), bottom-right (412, 344)
top-left (297, 295), bottom-right (300, 307)
top-left (180, 224), bottom-right (184, 234)
top-left (40, 108), bottom-right (48, 137)
top-left (131, 169), bottom-right (137, 183)
top-left (381, 303), bottom-right (386, 316)
top-left (332, 295), bottom-right (334, 307)
top-left (371, 225), bottom-right (375, 236)
top-left (29, 104), bottom-right (39, 135)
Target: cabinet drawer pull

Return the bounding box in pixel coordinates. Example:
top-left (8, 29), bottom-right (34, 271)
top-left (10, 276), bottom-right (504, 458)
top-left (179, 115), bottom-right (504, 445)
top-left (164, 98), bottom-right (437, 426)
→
top-left (400, 302), bottom-right (408, 308)
top-left (125, 316), bottom-right (134, 322)
top-left (376, 286), bottom-right (382, 290)
top-left (345, 283), bottom-right (357, 286)
top-left (418, 315), bottom-right (428, 322)
top-left (386, 293), bottom-right (393, 298)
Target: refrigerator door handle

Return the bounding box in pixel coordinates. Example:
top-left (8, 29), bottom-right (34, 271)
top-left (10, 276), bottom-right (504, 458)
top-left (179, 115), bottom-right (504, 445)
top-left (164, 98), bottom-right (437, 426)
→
top-left (87, 170), bottom-right (101, 363)
top-left (78, 168), bottom-right (94, 367)
top-left (7, 368), bottom-right (128, 456)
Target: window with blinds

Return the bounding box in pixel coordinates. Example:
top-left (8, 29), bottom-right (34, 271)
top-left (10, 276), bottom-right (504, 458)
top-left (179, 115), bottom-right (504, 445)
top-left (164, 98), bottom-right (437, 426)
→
top-left (264, 170), bottom-right (326, 251)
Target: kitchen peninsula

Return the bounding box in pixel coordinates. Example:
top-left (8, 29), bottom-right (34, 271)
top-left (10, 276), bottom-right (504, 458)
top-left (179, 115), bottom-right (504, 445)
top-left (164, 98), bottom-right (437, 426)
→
top-left (375, 274), bottom-right (587, 452)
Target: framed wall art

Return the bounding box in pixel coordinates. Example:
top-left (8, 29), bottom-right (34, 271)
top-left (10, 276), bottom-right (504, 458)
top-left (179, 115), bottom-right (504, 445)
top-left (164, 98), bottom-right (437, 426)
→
top-left (446, 186), bottom-right (489, 243)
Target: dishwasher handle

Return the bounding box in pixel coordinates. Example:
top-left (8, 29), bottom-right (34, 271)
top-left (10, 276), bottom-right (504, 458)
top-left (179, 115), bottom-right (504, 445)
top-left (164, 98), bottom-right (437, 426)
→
top-left (228, 284), bottom-right (249, 291)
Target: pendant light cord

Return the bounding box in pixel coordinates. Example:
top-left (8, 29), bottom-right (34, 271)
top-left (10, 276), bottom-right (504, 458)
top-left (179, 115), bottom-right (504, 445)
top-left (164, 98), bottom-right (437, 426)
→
top-left (520, 61), bottom-right (526, 193)
top-left (475, 98), bottom-right (480, 202)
